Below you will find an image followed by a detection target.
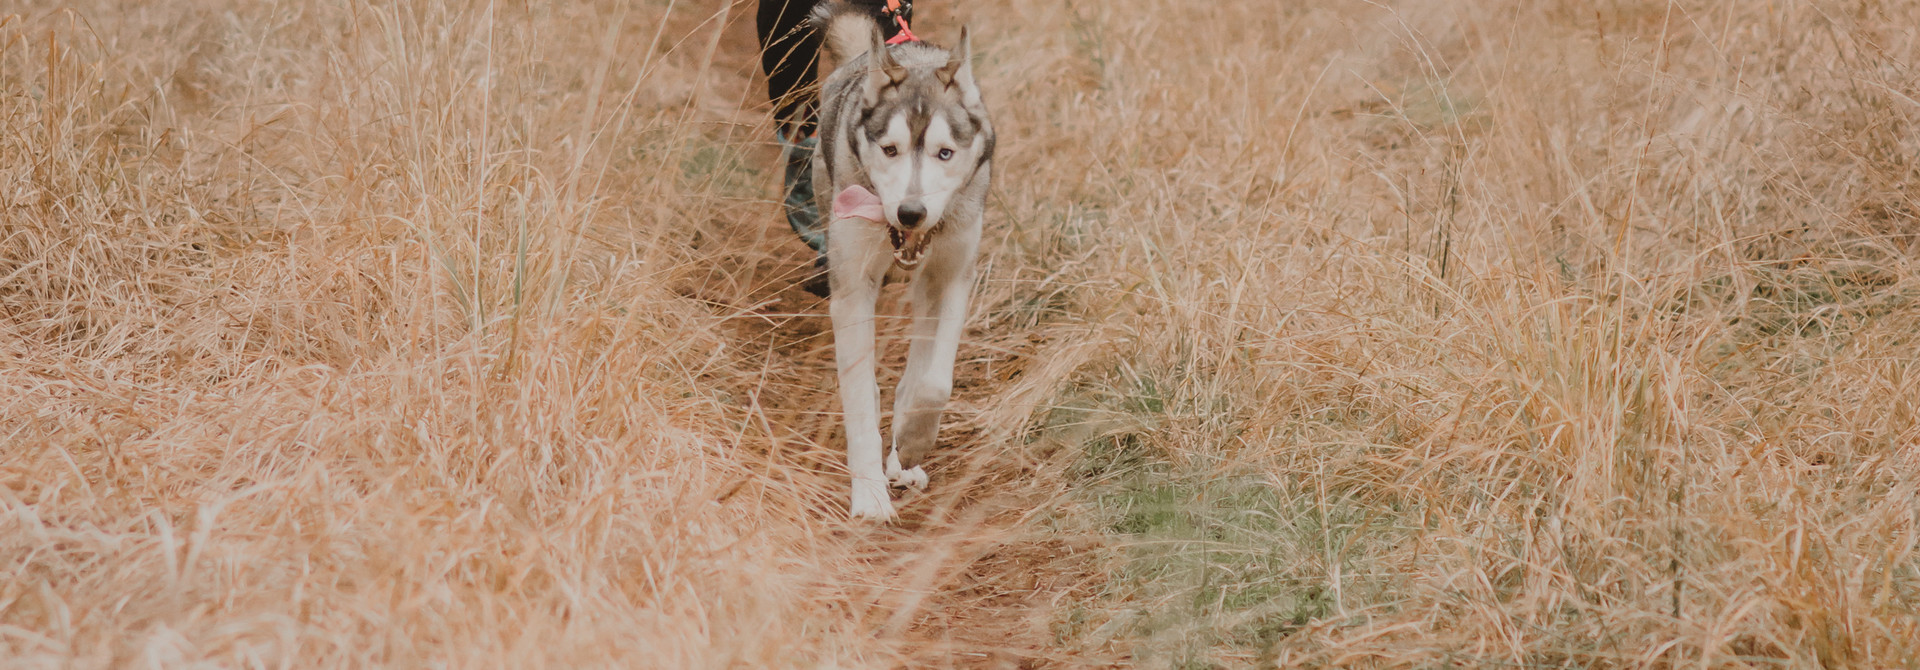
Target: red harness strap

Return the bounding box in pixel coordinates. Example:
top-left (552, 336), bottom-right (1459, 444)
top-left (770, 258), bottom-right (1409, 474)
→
top-left (883, 0), bottom-right (919, 44)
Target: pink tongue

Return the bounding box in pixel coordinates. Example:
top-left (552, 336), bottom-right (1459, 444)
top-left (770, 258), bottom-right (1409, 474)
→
top-left (832, 185), bottom-right (887, 223)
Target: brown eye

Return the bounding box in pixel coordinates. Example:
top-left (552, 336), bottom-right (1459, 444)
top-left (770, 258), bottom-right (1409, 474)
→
top-left (936, 148), bottom-right (954, 161)
top-left (882, 145), bottom-right (899, 158)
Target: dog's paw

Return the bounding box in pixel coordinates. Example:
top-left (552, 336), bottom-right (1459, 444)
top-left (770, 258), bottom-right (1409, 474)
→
top-left (884, 451), bottom-right (927, 490)
top-left (889, 466), bottom-right (928, 491)
top-left (848, 479), bottom-right (896, 522)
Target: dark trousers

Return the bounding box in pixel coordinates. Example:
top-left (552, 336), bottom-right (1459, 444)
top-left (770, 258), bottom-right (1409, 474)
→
top-left (756, 0), bottom-right (906, 136)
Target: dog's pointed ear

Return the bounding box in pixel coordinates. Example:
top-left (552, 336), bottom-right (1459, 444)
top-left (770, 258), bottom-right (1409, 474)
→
top-left (938, 26), bottom-right (980, 104)
top-left (936, 26), bottom-right (972, 87)
top-left (867, 25), bottom-right (907, 93)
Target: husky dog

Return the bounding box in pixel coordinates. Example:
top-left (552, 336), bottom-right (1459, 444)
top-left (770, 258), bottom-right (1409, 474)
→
top-left (809, 1), bottom-right (994, 521)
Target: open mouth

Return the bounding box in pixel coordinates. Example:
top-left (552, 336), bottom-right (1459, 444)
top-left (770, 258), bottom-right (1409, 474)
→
top-left (886, 221), bottom-right (943, 269)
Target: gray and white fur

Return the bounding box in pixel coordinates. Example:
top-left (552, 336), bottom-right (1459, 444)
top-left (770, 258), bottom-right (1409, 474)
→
top-left (809, 1), bottom-right (994, 521)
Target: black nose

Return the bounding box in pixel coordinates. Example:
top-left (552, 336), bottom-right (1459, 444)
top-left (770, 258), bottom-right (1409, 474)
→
top-left (896, 202), bottom-right (927, 228)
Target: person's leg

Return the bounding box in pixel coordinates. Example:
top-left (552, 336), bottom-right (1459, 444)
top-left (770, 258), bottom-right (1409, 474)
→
top-left (758, 1), bottom-right (829, 294)
top-left (757, 0), bottom-right (821, 137)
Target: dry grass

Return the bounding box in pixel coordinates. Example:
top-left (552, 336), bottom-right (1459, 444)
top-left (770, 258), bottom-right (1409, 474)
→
top-left (3, 0), bottom-right (1918, 667)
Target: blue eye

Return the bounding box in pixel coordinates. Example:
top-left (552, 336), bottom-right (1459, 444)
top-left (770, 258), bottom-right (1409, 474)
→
top-left (937, 148), bottom-right (954, 160)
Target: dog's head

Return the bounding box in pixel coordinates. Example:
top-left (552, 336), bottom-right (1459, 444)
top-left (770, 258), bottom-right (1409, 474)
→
top-left (855, 27), bottom-right (992, 266)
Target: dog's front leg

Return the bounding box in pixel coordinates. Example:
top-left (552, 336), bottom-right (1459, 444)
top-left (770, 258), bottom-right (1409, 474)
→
top-left (888, 227), bottom-right (980, 489)
top-left (829, 218), bottom-right (896, 521)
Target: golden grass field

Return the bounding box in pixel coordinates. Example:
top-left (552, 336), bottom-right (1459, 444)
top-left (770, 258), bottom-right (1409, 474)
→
top-left (4, 0), bottom-right (1918, 666)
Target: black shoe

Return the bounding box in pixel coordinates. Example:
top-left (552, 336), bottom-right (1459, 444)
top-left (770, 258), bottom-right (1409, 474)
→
top-left (802, 253), bottom-right (831, 298)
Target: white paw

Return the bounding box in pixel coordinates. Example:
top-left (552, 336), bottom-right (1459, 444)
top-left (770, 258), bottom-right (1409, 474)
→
top-left (889, 466), bottom-right (928, 491)
top-left (848, 479), bottom-right (896, 522)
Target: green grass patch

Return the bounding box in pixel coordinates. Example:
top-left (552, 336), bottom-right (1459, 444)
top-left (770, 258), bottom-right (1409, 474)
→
top-left (679, 138), bottom-right (763, 200)
top-left (1041, 368), bottom-right (1407, 667)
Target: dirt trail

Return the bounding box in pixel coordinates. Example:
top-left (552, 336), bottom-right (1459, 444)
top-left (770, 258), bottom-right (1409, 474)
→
top-left (683, 11), bottom-right (1110, 668)
top-left (707, 253), bottom-right (1095, 667)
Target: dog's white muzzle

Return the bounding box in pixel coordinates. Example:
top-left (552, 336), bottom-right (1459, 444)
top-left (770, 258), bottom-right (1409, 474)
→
top-left (835, 185), bottom-right (940, 270)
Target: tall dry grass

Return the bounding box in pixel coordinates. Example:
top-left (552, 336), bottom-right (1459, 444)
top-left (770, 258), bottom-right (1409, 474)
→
top-left (1, 1), bottom-right (876, 666)
top-left (2, 0), bottom-right (1917, 667)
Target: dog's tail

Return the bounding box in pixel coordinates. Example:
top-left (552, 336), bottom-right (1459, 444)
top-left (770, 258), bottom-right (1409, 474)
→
top-left (810, 0), bottom-right (882, 65)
